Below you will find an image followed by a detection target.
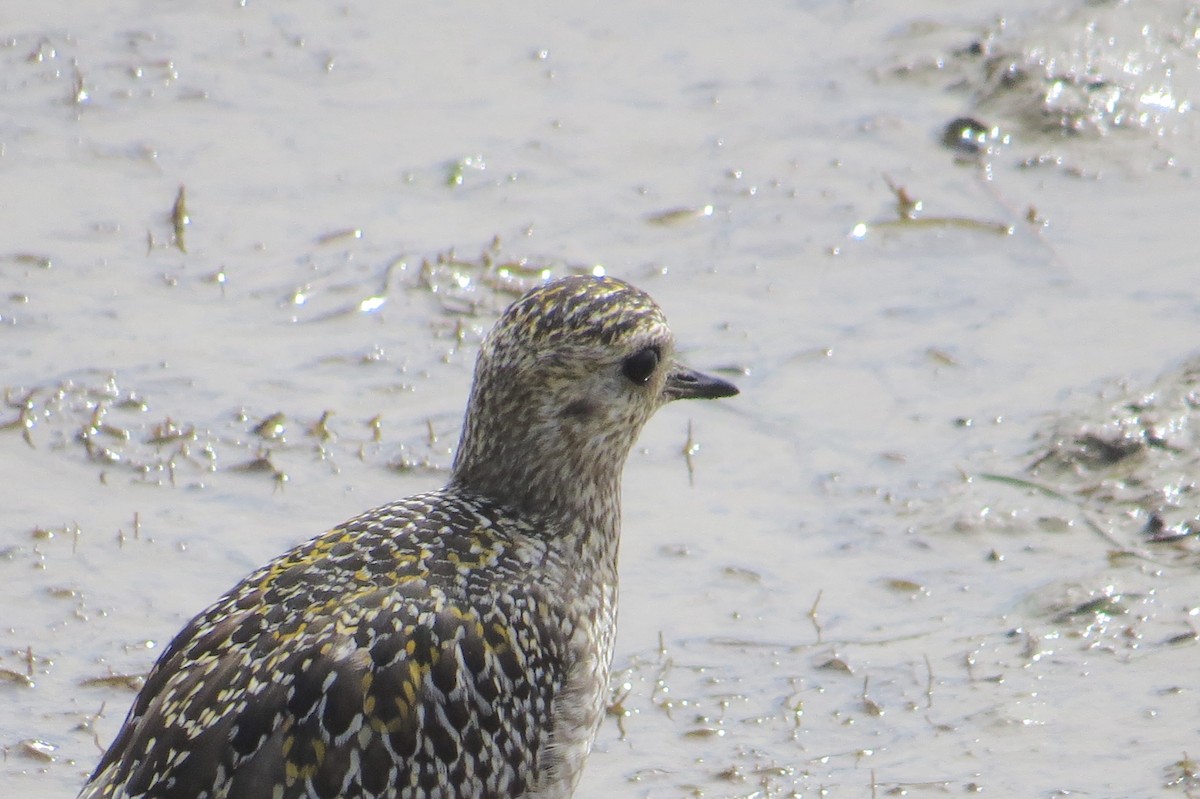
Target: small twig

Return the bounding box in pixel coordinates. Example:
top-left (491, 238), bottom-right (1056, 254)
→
top-left (808, 589), bottom-right (824, 643)
top-left (681, 420), bottom-right (698, 486)
top-left (924, 653), bottom-right (934, 709)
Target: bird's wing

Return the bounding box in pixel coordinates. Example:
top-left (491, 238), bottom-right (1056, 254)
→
top-left (82, 580), bottom-right (566, 799)
top-left (80, 526), bottom-right (568, 799)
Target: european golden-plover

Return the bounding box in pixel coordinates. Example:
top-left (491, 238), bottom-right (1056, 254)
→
top-left (79, 274), bottom-right (738, 799)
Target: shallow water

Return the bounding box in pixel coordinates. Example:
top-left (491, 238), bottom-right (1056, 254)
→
top-left (2, 1), bottom-right (1199, 797)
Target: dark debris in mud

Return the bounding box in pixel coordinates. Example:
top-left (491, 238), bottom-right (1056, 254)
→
top-left (1022, 355), bottom-right (1200, 556)
top-left (884, 1), bottom-right (1198, 143)
top-left (0, 374), bottom-right (451, 489)
top-left (281, 237), bottom-right (605, 342)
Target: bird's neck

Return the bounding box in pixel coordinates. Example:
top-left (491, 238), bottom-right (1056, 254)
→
top-left (451, 428), bottom-right (627, 572)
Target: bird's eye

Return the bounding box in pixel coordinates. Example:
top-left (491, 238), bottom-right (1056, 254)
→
top-left (622, 347), bottom-right (660, 386)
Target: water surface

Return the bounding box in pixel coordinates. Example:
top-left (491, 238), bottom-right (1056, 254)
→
top-left (2, 1), bottom-right (1198, 797)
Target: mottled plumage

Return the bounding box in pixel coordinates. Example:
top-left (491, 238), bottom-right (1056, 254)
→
top-left (80, 275), bottom-right (737, 799)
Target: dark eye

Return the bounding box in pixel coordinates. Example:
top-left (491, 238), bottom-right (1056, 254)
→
top-left (622, 347), bottom-right (660, 386)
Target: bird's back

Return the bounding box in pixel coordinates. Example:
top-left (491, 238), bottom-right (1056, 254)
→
top-left (80, 488), bottom-right (611, 799)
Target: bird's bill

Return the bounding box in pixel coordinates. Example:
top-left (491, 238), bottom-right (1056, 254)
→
top-left (664, 366), bottom-right (739, 400)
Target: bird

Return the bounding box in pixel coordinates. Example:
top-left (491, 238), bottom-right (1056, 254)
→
top-left (78, 274), bottom-right (738, 799)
